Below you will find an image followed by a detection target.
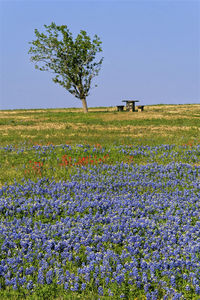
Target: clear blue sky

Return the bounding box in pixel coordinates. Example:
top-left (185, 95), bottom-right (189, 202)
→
top-left (0, 0), bottom-right (199, 109)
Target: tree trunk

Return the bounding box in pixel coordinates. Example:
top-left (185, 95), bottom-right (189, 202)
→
top-left (81, 98), bottom-right (88, 113)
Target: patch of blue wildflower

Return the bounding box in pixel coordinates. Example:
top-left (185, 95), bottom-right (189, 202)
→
top-left (0, 145), bottom-right (200, 299)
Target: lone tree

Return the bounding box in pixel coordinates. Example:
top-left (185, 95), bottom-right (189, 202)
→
top-left (28, 22), bottom-right (103, 113)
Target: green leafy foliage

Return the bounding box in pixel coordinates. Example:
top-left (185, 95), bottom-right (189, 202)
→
top-left (28, 22), bottom-right (103, 112)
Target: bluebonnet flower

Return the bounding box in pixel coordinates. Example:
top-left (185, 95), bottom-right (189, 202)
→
top-left (144, 283), bottom-right (151, 292)
top-left (0, 266), bottom-right (4, 276)
top-left (146, 293), bottom-right (151, 300)
top-left (185, 285), bottom-right (190, 291)
top-left (98, 286), bottom-right (103, 296)
top-left (108, 289), bottom-right (114, 296)
top-left (116, 275), bottom-right (124, 285)
top-left (81, 283), bottom-right (86, 290)
top-left (105, 277), bottom-right (110, 285)
top-left (95, 279), bottom-right (100, 286)
top-left (26, 280), bottom-right (33, 290)
top-left (182, 273), bottom-right (188, 280)
top-left (64, 282), bottom-right (69, 290)
top-left (192, 277), bottom-right (199, 286)
top-left (18, 276), bottom-right (26, 286)
top-left (136, 280), bottom-right (141, 288)
top-left (25, 266), bottom-right (35, 275)
top-left (170, 275), bottom-right (176, 287)
top-left (142, 272), bottom-right (148, 284)
top-left (71, 282), bottom-right (79, 291)
top-left (195, 285), bottom-right (200, 295)
top-left (46, 269), bottom-right (53, 284)
top-left (37, 268), bottom-right (44, 284)
top-left (172, 293), bottom-right (182, 300)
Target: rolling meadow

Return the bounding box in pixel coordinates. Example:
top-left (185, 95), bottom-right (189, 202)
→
top-left (0, 104), bottom-right (200, 299)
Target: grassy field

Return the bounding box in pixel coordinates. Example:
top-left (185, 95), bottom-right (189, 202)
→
top-left (0, 104), bottom-right (200, 299)
top-left (0, 104), bottom-right (199, 147)
top-left (0, 104), bottom-right (200, 187)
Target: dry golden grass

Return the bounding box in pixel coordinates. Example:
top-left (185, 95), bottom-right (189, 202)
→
top-left (1, 122), bottom-right (198, 135)
top-left (0, 123), bottom-right (66, 131)
top-left (0, 106), bottom-right (115, 117)
top-left (0, 109), bottom-right (47, 115)
top-left (0, 104), bottom-right (199, 145)
top-left (102, 104), bottom-right (200, 121)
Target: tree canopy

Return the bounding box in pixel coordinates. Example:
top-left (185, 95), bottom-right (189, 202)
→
top-left (28, 22), bottom-right (103, 113)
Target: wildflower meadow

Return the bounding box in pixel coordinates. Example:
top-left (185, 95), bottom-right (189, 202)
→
top-left (0, 106), bottom-right (200, 299)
